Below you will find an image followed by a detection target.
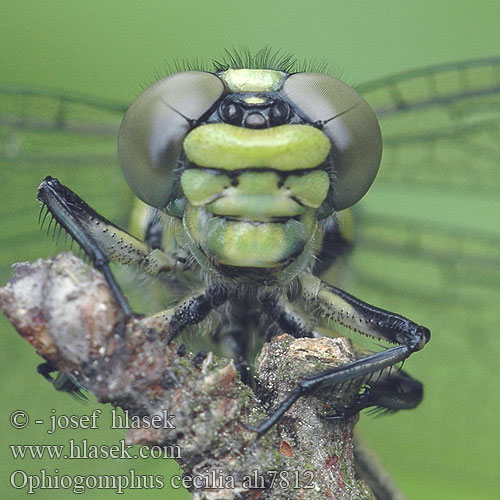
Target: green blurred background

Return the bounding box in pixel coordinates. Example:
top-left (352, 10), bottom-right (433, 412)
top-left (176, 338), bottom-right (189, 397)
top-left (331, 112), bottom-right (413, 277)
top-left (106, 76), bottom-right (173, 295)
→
top-left (1, 1), bottom-right (499, 498)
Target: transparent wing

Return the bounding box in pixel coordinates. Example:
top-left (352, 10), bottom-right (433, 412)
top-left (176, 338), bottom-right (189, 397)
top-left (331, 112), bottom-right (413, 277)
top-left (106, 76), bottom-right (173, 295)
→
top-left (0, 85), bottom-right (132, 283)
top-left (0, 88), bottom-right (181, 495)
top-left (347, 59), bottom-right (500, 495)
top-left (357, 58), bottom-right (500, 193)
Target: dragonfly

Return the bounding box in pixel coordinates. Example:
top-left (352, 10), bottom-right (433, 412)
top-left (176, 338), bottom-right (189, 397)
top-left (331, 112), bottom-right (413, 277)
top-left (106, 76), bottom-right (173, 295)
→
top-left (1, 56), bottom-right (499, 498)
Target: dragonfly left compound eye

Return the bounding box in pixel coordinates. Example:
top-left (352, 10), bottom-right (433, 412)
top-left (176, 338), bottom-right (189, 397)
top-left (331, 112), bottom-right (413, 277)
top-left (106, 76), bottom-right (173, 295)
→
top-left (118, 71), bottom-right (224, 210)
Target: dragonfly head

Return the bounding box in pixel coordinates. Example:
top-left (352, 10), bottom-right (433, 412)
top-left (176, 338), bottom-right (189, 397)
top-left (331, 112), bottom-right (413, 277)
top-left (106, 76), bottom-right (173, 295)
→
top-left (118, 62), bottom-right (382, 275)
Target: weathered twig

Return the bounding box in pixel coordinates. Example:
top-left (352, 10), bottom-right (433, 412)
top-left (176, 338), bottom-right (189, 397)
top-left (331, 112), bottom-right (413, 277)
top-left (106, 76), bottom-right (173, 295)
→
top-left (0, 253), bottom-right (374, 499)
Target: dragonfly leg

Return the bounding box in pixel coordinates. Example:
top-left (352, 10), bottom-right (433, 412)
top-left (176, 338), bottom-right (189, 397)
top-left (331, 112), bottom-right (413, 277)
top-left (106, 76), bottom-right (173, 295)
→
top-left (37, 361), bottom-right (87, 400)
top-left (258, 292), bottom-right (315, 339)
top-left (322, 369), bottom-right (423, 419)
top-left (37, 177), bottom-right (182, 316)
top-left (143, 284), bottom-right (229, 342)
top-left (246, 272), bottom-right (429, 436)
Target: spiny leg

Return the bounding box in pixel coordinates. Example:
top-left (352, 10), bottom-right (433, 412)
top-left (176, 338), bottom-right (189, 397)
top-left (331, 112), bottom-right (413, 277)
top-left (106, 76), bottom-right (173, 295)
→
top-left (37, 361), bottom-right (87, 400)
top-left (37, 177), bottom-right (180, 316)
top-left (37, 177), bottom-right (228, 332)
top-left (36, 177), bottom-right (231, 392)
top-left (247, 272), bottom-right (429, 436)
top-left (144, 284), bottom-right (229, 343)
top-left (322, 369), bottom-right (423, 419)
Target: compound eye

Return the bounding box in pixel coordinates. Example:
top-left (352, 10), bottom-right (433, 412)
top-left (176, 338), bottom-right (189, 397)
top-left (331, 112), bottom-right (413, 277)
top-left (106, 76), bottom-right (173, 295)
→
top-left (220, 100), bottom-right (244, 125)
top-left (282, 73), bottom-right (382, 211)
top-left (118, 71), bottom-right (224, 209)
top-left (269, 101), bottom-right (290, 126)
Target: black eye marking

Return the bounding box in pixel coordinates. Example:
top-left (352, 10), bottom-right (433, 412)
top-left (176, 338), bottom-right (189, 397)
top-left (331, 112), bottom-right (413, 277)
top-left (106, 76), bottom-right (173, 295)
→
top-left (270, 101), bottom-right (289, 126)
top-left (158, 97), bottom-right (197, 127)
top-left (245, 112), bottom-right (266, 128)
top-left (221, 102), bottom-right (244, 125)
top-left (215, 94), bottom-right (300, 129)
top-left (313, 103), bottom-right (359, 129)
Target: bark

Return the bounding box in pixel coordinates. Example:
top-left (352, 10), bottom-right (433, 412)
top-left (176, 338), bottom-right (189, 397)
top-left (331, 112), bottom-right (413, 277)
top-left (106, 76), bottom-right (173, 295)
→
top-left (0, 252), bottom-right (374, 499)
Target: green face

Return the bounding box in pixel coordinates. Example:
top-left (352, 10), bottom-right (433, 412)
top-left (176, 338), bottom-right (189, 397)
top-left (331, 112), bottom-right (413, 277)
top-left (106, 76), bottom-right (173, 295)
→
top-left (181, 118), bottom-right (330, 268)
top-left (118, 67), bottom-right (382, 276)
